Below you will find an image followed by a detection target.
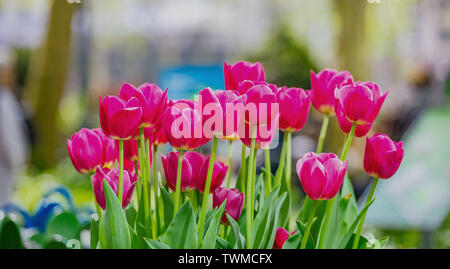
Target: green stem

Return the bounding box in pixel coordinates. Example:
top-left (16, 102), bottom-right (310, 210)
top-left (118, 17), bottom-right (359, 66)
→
top-left (118, 139), bottom-right (124, 205)
top-left (246, 126), bottom-right (257, 249)
top-left (240, 143), bottom-right (246, 193)
top-left (153, 145), bottom-right (162, 233)
top-left (340, 123), bottom-right (357, 161)
top-left (139, 129), bottom-right (151, 237)
top-left (317, 196), bottom-right (334, 249)
top-left (148, 143), bottom-right (158, 238)
top-left (316, 114), bottom-right (329, 154)
top-left (197, 136), bottom-right (219, 247)
top-left (226, 140), bottom-right (233, 188)
top-left (353, 178), bottom-right (379, 249)
top-left (274, 132), bottom-right (288, 188)
top-left (264, 148), bottom-right (272, 197)
top-left (300, 200), bottom-right (318, 249)
top-left (284, 131), bottom-right (292, 194)
top-left (174, 149), bottom-right (184, 215)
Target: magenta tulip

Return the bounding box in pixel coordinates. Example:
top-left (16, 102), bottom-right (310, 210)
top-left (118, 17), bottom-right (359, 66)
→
top-left (334, 81), bottom-right (388, 125)
top-left (296, 152), bottom-right (347, 200)
top-left (273, 228), bottom-right (295, 249)
top-left (237, 80), bottom-right (278, 96)
top-left (99, 95), bottom-right (142, 140)
top-left (151, 126), bottom-right (168, 146)
top-left (213, 187), bottom-right (244, 225)
top-left (364, 133), bottom-right (404, 179)
top-left (310, 69), bottom-right (353, 115)
top-left (161, 151), bottom-right (207, 192)
top-left (276, 86), bottom-right (311, 131)
top-left (197, 158), bottom-right (228, 193)
top-left (162, 103), bottom-right (209, 150)
top-left (119, 82), bottom-right (168, 129)
top-left (199, 88), bottom-right (224, 139)
top-left (92, 128), bottom-right (118, 168)
top-left (241, 84), bottom-right (279, 127)
top-left (239, 117), bottom-right (278, 149)
top-left (335, 104), bottom-right (372, 137)
top-left (92, 166), bottom-right (137, 210)
top-left (224, 61), bottom-right (266, 92)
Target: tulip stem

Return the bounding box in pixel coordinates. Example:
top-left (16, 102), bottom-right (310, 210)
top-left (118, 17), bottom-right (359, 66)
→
top-left (353, 178), bottom-right (378, 249)
top-left (118, 139), bottom-right (124, 205)
top-left (300, 200), bottom-right (318, 249)
top-left (274, 132), bottom-right (288, 188)
top-left (316, 114), bottom-right (329, 154)
top-left (340, 123), bottom-right (357, 161)
top-left (317, 196), bottom-right (334, 249)
top-left (152, 144), bottom-right (161, 236)
top-left (240, 143), bottom-right (246, 193)
top-left (264, 148), bottom-right (272, 197)
top-left (174, 149), bottom-right (184, 215)
top-left (284, 131), bottom-right (292, 194)
top-left (226, 140), bottom-right (233, 188)
top-left (139, 128), bottom-right (152, 237)
top-left (246, 126), bottom-right (257, 249)
top-left (198, 136), bottom-right (219, 247)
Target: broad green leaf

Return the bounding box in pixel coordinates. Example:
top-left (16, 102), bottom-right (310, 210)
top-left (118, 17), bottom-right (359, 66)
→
top-left (160, 186), bottom-right (174, 230)
top-left (46, 211), bottom-right (80, 241)
top-left (125, 205), bottom-right (137, 228)
top-left (263, 193), bottom-right (287, 249)
top-left (99, 179), bottom-right (131, 249)
top-left (216, 237), bottom-right (232, 249)
top-left (44, 240), bottom-right (67, 249)
top-left (135, 188), bottom-right (149, 238)
top-left (254, 173), bottom-right (265, 210)
top-left (145, 238), bottom-right (171, 249)
top-left (316, 196), bottom-right (340, 249)
top-left (345, 234), bottom-right (370, 249)
top-left (90, 219), bottom-right (99, 249)
top-left (226, 214), bottom-right (245, 249)
top-left (335, 198), bottom-right (375, 249)
top-left (250, 187), bottom-right (279, 248)
top-left (129, 225), bottom-right (147, 249)
top-left (340, 174), bottom-right (358, 224)
top-left (161, 201), bottom-right (197, 249)
top-left (282, 231), bottom-right (301, 249)
top-left (296, 219), bottom-right (316, 249)
top-left (201, 202), bottom-right (226, 249)
top-left (0, 217), bottom-right (24, 249)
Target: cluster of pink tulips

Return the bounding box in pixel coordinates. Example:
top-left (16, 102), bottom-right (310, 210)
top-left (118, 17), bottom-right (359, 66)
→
top-left (67, 60), bottom-right (404, 249)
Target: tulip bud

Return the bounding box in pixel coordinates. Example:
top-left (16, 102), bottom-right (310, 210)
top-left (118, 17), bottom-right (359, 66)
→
top-left (161, 151), bottom-right (207, 192)
top-left (213, 187), bottom-right (244, 225)
top-left (296, 152), bottom-right (347, 200)
top-left (364, 133), bottom-right (404, 179)
top-left (197, 158), bottom-right (228, 193)
top-left (335, 104), bottom-right (372, 137)
top-left (99, 95), bottom-right (142, 140)
top-left (310, 69), bottom-right (353, 115)
top-left (276, 86), bottom-right (311, 132)
top-left (92, 166), bottom-right (137, 210)
top-left (223, 61), bottom-right (266, 92)
top-left (273, 228), bottom-right (295, 249)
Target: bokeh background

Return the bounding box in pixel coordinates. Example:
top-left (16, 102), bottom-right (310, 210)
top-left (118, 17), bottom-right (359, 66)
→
top-left (0, 0), bottom-right (449, 248)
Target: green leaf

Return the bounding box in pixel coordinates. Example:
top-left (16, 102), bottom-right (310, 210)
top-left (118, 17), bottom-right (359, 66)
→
top-left (145, 238), bottom-right (171, 249)
top-left (129, 225), bottom-right (147, 249)
top-left (282, 231), bottom-right (301, 249)
top-left (201, 202), bottom-right (226, 249)
top-left (46, 211), bottom-right (80, 241)
top-left (251, 187), bottom-right (281, 249)
top-left (160, 186), bottom-right (174, 230)
top-left (226, 214), bottom-right (245, 249)
top-left (125, 205), bottom-right (137, 228)
top-left (334, 198), bottom-right (375, 249)
top-left (135, 188), bottom-right (148, 238)
top-left (216, 237), bottom-right (232, 249)
top-left (345, 234), bottom-right (370, 249)
top-left (235, 156), bottom-right (249, 193)
top-left (99, 179), bottom-right (131, 249)
top-left (296, 219), bottom-right (316, 249)
top-left (263, 193), bottom-right (287, 249)
top-left (44, 240), bottom-right (67, 249)
top-left (161, 201), bottom-right (197, 249)
top-left (90, 219), bottom-right (99, 249)
top-left (0, 217), bottom-right (24, 249)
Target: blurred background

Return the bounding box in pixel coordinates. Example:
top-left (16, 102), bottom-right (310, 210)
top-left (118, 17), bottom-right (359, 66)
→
top-left (0, 0), bottom-right (449, 248)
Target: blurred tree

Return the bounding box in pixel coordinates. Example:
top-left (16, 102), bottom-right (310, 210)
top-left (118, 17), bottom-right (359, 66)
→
top-left (247, 22), bottom-right (317, 89)
top-left (27, 0), bottom-right (78, 169)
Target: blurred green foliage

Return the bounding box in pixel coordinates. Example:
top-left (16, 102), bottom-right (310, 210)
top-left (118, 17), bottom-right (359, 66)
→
top-left (247, 22), bottom-right (317, 89)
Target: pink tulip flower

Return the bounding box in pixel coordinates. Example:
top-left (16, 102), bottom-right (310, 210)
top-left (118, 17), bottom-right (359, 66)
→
top-left (197, 157), bottom-right (228, 193)
top-left (67, 128), bottom-right (118, 174)
top-left (199, 88), bottom-right (224, 139)
top-left (92, 166), bottom-right (137, 210)
top-left (119, 82), bottom-right (168, 129)
top-left (335, 104), bottom-right (372, 137)
top-left (162, 102), bottom-right (209, 150)
top-left (224, 61), bottom-right (266, 92)
top-left (237, 80), bottom-right (278, 96)
top-left (161, 151), bottom-right (207, 192)
top-left (334, 81), bottom-right (388, 125)
top-left (276, 86), bottom-right (311, 131)
top-left (151, 126), bottom-right (168, 146)
top-left (296, 152), bottom-right (347, 200)
top-left (364, 133), bottom-right (404, 179)
top-left (99, 95), bottom-right (142, 140)
top-left (213, 187), bottom-right (245, 225)
top-left (310, 69), bottom-right (353, 115)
